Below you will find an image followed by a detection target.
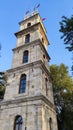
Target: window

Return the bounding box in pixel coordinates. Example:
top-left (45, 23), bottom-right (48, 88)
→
top-left (19, 74), bottom-right (26, 94)
top-left (43, 54), bottom-right (46, 64)
top-left (14, 115), bottom-right (23, 130)
top-left (42, 38), bottom-right (44, 43)
top-left (23, 50), bottom-right (28, 63)
top-left (25, 34), bottom-right (30, 43)
top-left (43, 54), bottom-right (45, 59)
top-left (27, 22), bottom-right (31, 27)
top-left (49, 118), bottom-right (52, 130)
top-left (45, 78), bottom-right (48, 96)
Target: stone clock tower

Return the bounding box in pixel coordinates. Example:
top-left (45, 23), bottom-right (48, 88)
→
top-left (0, 11), bottom-right (58, 130)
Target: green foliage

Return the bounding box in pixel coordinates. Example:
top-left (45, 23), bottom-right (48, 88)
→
top-left (59, 16), bottom-right (73, 51)
top-left (0, 72), bottom-right (7, 99)
top-left (50, 64), bottom-right (73, 130)
top-left (62, 103), bottom-right (73, 130)
top-left (61, 92), bottom-right (73, 130)
top-left (50, 64), bottom-right (73, 93)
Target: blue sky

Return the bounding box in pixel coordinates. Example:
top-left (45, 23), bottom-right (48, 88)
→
top-left (0, 0), bottom-right (73, 76)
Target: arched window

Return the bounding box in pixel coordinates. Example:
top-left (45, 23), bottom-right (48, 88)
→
top-left (19, 74), bottom-right (26, 93)
top-left (14, 115), bottom-right (23, 130)
top-left (49, 117), bottom-right (52, 130)
top-left (45, 78), bottom-right (48, 96)
top-left (23, 50), bottom-right (28, 63)
top-left (25, 34), bottom-right (30, 43)
top-left (42, 38), bottom-right (44, 43)
top-left (27, 22), bottom-right (31, 27)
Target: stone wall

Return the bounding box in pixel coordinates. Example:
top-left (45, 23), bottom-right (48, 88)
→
top-left (0, 97), bottom-right (57, 130)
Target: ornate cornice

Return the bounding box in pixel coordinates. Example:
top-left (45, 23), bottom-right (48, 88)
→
top-left (19, 12), bottom-right (39, 25)
top-left (15, 22), bottom-right (49, 45)
top-left (7, 60), bottom-right (51, 78)
top-left (12, 39), bottom-right (40, 51)
top-left (12, 39), bottom-right (50, 60)
top-left (15, 22), bottom-right (40, 37)
top-left (7, 60), bottom-right (41, 73)
top-left (0, 94), bottom-right (56, 111)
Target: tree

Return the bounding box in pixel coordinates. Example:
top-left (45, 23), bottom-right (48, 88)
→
top-left (62, 91), bottom-right (73, 129)
top-left (50, 64), bottom-right (73, 92)
top-left (59, 15), bottom-right (73, 75)
top-left (0, 72), bottom-right (7, 99)
top-left (50, 63), bottom-right (73, 130)
top-left (59, 15), bottom-right (73, 51)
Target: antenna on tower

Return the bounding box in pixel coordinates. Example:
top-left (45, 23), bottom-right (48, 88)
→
top-left (33, 3), bottom-right (40, 11)
top-left (42, 18), bottom-right (46, 21)
top-left (25, 10), bottom-right (30, 15)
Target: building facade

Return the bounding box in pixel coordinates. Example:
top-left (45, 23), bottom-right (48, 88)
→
top-left (0, 11), bottom-right (58, 130)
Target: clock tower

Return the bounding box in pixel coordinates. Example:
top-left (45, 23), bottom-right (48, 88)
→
top-left (0, 11), bottom-right (58, 130)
